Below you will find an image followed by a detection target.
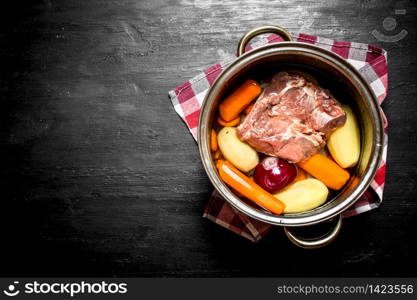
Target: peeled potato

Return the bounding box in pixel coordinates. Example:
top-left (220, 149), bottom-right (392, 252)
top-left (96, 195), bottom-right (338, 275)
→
top-left (327, 105), bottom-right (361, 168)
top-left (274, 179), bottom-right (328, 213)
top-left (217, 127), bottom-right (259, 172)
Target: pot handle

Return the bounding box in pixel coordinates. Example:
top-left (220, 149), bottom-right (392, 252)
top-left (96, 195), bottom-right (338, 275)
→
top-left (283, 215), bottom-right (343, 249)
top-left (237, 25), bottom-right (293, 57)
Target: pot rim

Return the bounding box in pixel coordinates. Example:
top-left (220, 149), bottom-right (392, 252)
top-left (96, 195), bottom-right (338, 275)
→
top-left (198, 41), bottom-right (384, 227)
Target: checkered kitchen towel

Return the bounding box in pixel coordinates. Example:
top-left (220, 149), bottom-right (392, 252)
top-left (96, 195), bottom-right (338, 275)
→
top-left (168, 32), bottom-right (388, 242)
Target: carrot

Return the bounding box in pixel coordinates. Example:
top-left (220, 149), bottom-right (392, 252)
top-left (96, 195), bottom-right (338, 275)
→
top-left (297, 154), bottom-right (350, 190)
top-left (217, 115), bottom-right (240, 127)
top-left (213, 149), bottom-right (221, 160)
top-left (217, 160), bottom-right (285, 214)
top-left (244, 103), bottom-right (255, 114)
top-left (215, 159), bottom-right (224, 170)
top-left (294, 168), bottom-right (307, 182)
top-left (231, 187), bottom-right (244, 198)
top-left (219, 80), bottom-right (262, 121)
top-left (210, 129), bottom-right (218, 152)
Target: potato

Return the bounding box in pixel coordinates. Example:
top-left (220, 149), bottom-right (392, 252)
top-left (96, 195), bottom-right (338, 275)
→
top-left (327, 105), bottom-right (360, 168)
top-left (274, 179), bottom-right (328, 213)
top-left (217, 127), bottom-right (259, 172)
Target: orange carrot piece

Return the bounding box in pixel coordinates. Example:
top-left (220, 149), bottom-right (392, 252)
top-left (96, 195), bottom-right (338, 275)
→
top-left (244, 103), bottom-right (255, 114)
top-left (215, 159), bottom-right (224, 170)
top-left (217, 115), bottom-right (240, 127)
top-left (297, 154), bottom-right (350, 190)
top-left (219, 80), bottom-right (262, 121)
top-left (217, 160), bottom-right (285, 214)
top-left (231, 187), bottom-right (244, 198)
top-left (294, 168), bottom-right (307, 182)
top-left (210, 129), bottom-right (218, 152)
top-left (213, 149), bottom-right (221, 160)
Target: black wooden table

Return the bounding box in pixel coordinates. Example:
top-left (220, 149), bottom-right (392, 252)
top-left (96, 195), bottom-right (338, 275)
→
top-left (1, 0), bottom-right (416, 277)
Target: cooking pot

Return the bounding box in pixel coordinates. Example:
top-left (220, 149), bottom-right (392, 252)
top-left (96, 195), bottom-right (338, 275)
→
top-left (198, 26), bottom-right (384, 248)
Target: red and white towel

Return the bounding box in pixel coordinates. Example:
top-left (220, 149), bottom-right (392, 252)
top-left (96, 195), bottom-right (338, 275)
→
top-left (168, 32), bottom-right (388, 242)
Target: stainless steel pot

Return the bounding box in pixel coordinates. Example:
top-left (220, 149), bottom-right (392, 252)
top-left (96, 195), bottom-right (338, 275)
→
top-left (198, 26), bottom-right (384, 248)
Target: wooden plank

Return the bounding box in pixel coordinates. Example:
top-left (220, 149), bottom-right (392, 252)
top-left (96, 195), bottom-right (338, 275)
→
top-left (0, 0), bottom-right (416, 276)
